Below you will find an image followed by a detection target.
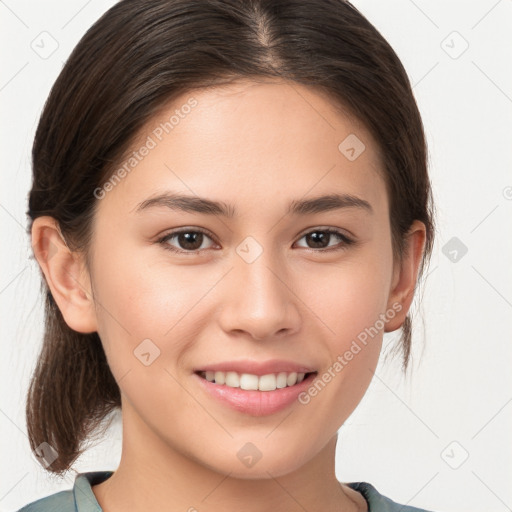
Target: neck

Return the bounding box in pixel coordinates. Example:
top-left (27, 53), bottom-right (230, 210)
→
top-left (92, 403), bottom-right (366, 512)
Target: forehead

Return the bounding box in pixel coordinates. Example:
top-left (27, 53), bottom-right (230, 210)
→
top-left (95, 79), bottom-right (387, 220)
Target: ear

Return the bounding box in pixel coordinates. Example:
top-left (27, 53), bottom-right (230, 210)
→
top-left (31, 216), bottom-right (97, 333)
top-left (385, 220), bottom-right (427, 332)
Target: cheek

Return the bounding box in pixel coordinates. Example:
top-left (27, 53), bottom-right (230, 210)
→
top-left (93, 230), bottom-right (393, 373)
top-left (297, 248), bottom-right (391, 401)
top-left (302, 251), bottom-right (392, 348)
top-left (89, 248), bottom-right (210, 424)
top-left (267, 254), bottom-right (391, 455)
top-left (90, 242), bottom-right (221, 375)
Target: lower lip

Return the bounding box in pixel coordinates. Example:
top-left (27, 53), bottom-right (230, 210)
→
top-left (193, 372), bottom-right (317, 416)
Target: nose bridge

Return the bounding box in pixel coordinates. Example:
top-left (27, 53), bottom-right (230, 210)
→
top-left (218, 236), bottom-right (300, 339)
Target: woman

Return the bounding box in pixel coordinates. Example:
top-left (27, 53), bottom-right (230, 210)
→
top-left (20, 0), bottom-right (436, 510)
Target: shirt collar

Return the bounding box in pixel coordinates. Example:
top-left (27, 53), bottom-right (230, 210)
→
top-left (73, 471), bottom-right (114, 511)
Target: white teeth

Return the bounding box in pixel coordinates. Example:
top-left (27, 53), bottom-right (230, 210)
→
top-left (286, 372), bottom-right (298, 386)
top-left (225, 371), bottom-right (239, 388)
top-left (200, 370), bottom-right (311, 391)
top-left (258, 374), bottom-right (276, 391)
top-left (214, 371), bottom-right (225, 385)
top-left (276, 372), bottom-right (288, 388)
top-left (240, 373), bottom-right (259, 390)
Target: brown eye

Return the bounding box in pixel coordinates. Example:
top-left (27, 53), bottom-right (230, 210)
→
top-left (295, 229), bottom-right (354, 251)
top-left (158, 229), bottom-right (216, 254)
top-left (157, 227), bottom-right (354, 255)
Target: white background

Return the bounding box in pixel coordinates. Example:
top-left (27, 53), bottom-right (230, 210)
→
top-left (1, 1), bottom-right (511, 511)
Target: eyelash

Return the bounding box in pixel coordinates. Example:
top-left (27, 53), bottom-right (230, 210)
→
top-left (157, 227), bottom-right (355, 255)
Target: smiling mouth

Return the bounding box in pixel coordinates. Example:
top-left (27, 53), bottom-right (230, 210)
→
top-left (195, 370), bottom-right (318, 391)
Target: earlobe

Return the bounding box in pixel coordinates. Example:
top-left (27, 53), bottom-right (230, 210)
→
top-left (31, 216), bottom-right (98, 334)
top-left (385, 220), bottom-right (427, 332)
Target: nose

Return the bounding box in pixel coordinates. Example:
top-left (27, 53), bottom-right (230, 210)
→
top-left (217, 247), bottom-right (302, 341)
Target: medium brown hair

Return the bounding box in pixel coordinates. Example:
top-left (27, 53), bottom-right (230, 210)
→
top-left (25, 0), bottom-right (435, 475)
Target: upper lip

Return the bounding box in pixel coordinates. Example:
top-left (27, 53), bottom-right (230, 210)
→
top-left (194, 359), bottom-right (316, 376)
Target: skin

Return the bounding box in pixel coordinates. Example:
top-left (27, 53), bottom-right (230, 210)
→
top-left (32, 79), bottom-right (426, 512)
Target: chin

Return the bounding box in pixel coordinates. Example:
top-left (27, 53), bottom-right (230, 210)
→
top-left (200, 444), bottom-right (312, 480)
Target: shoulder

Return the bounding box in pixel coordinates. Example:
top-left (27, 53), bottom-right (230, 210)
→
top-left (15, 471), bottom-right (113, 512)
top-left (347, 481), bottom-right (437, 512)
top-left (16, 489), bottom-right (76, 512)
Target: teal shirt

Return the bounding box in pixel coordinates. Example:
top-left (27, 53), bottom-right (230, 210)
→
top-left (17, 471), bottom-right (436, 512)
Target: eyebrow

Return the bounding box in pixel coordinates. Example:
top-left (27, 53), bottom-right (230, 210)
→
top-left (134, 192), bottom-right (373, 217)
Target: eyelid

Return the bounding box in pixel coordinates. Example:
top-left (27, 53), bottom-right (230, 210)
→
top-left (296, 225), bottom-right (354, 241)
top-left (157, 226), bottom-right (355, 254)
top-left (293, 227), bottom-right (354, 251)
top-left (157, 227), bottom-right (219, 253)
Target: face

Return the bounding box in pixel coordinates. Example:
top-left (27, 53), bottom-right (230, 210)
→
top-left (73, 79), bottom-right (403, 477)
